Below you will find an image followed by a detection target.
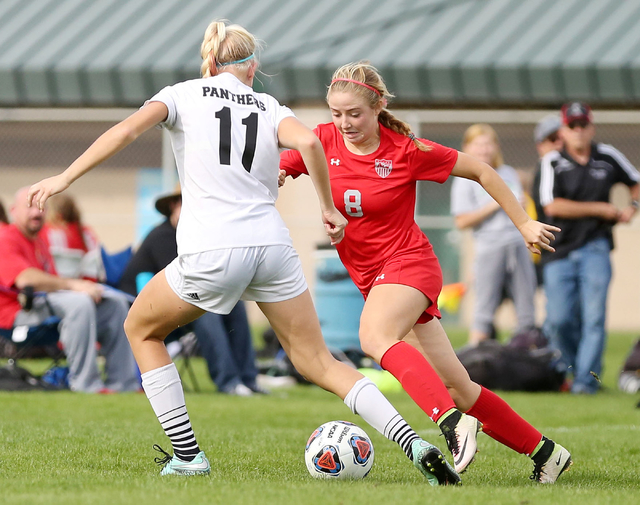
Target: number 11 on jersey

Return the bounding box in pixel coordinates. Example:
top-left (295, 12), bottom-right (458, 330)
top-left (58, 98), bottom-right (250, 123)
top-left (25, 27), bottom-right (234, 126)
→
top-left (344, 190), bottom-right (363, 217)
top-left (215, 106), bottom-right (258, 173)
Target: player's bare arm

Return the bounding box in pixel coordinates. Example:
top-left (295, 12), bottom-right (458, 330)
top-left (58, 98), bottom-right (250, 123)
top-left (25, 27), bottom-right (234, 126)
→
top-left (28, 101), bottom-right (169, 210)
top-left (277, 117), bottom-right (347, 244)
top-left (451, 152), bottom-right (560, 254)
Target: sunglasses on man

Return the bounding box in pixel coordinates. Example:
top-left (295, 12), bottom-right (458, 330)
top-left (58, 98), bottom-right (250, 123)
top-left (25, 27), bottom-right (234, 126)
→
top-left (567, 119), bottom-right (590, 130)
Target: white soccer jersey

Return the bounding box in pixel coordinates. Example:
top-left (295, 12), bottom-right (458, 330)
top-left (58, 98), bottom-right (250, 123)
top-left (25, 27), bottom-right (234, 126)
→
top-left (148, 73), bottom-right (295, 255)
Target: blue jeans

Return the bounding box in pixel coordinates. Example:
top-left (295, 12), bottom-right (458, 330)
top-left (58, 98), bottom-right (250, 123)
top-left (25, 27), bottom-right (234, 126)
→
top-left (191, 301), bottom-right (259, 392)
top-left (543, 237), bottom-right (612, 394)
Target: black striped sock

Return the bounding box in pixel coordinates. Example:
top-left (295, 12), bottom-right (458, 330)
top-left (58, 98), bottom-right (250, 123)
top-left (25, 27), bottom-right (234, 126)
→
top-left (384, 414), bottom-right (421, 461)
top-left (157, 405), bottom-right (200, 462)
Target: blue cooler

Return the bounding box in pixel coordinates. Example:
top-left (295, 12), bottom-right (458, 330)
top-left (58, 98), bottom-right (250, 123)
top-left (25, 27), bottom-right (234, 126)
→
top-left (314, 247), bottom-right (364, 352)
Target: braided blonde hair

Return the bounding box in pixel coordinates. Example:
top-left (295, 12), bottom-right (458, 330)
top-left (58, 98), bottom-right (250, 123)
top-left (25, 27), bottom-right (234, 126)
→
top-left (200, 20), bottom-right (261, 78)
top-left (327, 62), bottom-right (431, 152)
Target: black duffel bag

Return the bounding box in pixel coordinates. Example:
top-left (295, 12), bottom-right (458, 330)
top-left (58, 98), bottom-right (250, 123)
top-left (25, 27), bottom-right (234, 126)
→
top-left (456, 339), bottom-right (565, 392)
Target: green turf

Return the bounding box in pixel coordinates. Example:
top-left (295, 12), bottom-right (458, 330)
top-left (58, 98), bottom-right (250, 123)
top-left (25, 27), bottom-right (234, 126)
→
top-left (1, 330), bottom-right (639, 505)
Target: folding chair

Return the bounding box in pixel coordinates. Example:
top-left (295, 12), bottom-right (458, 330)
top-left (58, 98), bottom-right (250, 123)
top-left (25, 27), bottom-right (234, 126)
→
top-left (100, 246), bottom-right (133, 288)
top-left (166, 327), bottom-right (201, 393)
top-left (0, 287), bottom-right (63, 375)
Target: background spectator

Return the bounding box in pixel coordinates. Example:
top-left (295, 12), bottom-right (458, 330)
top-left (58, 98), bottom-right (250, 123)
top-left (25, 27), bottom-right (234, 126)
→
top-left (0, 187), bottom-right (138, 393)
top-left (534, 115), bottom-right (564, 159)
top-left (536, 102), bottom-right (640, 394)
top-left (451, 124), bottom-right (537, 346)
top-left (118, 187), bottom-right (265, 396)
top-left (0, 198), bottom-right (8, 226)
top-left (530, 115), bottom-right (564, 286)
top-left (43, 193), bottom-right (103, 281)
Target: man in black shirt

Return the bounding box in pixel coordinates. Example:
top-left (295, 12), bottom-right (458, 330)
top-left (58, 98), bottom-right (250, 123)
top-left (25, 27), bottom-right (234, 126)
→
top-left (119, 188), bottom-right (263, 396)
top-left (533, 102), bottom-right (640, 394)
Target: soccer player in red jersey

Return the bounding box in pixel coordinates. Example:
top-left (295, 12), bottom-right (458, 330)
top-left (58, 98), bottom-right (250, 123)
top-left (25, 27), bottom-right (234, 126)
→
top-left (280, 62), bottom-right (572, 483)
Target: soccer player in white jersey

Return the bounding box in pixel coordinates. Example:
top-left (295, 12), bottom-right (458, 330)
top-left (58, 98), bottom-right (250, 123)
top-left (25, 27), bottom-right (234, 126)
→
top-left (27, 20), bottom-right (463, 484)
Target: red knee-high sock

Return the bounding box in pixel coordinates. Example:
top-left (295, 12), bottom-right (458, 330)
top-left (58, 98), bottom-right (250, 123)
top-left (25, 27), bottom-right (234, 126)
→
top-left (380, 341), bottom-right (456, 422)
top-left (466, 386), bottom-right (542, 455)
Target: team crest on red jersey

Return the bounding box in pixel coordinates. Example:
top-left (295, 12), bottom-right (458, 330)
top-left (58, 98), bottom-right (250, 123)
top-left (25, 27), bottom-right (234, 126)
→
top-left (374, 159), bottom-right (392, 178)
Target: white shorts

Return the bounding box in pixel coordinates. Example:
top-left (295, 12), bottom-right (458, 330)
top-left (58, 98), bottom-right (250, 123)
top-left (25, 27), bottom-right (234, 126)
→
top-left (164, 245), bottom-right (308, 314)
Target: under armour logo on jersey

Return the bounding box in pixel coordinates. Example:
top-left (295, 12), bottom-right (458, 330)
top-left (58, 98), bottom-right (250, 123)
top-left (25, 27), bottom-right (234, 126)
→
top-left (186, 292), bottom-right (200, 301)
top-left (375, 159), bottom-right (392, 178)
top-left (331, 158), bottom-right (341, 166)
top-left (375, 273), bottom-right (385, 282)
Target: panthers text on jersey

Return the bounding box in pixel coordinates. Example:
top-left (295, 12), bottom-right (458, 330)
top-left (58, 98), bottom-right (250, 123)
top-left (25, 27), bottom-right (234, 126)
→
top-left (149, 72), bottom-right (295, 255)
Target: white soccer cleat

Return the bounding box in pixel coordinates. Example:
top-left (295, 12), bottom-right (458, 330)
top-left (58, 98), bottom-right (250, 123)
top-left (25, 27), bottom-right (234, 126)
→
top-left (531, 442), bottom-right (572, 484)
top-left (441, 413), bottom-right (480, 474)
top-left (153, 445), bottom-right (211, 476)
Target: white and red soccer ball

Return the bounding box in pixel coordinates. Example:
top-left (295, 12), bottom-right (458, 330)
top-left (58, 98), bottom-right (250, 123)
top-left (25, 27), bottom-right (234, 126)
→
top-left (304, 421), bottom-right (374, 479)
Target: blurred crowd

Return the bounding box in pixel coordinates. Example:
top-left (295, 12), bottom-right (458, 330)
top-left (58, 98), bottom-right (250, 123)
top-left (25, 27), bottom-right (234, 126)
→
top-left (1, 101), bottom-right (639, 397)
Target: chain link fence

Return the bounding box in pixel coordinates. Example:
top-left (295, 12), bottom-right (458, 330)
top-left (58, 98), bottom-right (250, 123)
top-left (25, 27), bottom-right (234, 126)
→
top-left (1, 108), bottom-right (639, 330)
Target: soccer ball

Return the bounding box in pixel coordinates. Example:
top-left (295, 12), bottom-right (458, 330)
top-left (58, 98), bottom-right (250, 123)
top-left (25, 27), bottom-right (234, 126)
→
top-left (304, 420), bottom-right (374, 479)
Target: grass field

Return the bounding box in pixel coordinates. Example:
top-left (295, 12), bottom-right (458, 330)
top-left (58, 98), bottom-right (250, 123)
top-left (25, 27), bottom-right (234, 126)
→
top-left (1, 329), bottom-right (639, 505)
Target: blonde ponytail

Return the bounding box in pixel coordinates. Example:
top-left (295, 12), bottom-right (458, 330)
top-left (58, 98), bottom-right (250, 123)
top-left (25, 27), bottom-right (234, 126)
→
top-left (200, 19), bottom-right (260, 78)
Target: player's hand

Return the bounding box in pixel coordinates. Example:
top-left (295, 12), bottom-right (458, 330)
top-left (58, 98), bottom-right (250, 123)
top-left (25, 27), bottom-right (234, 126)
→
top-left (518, 219), bottom-right (560, 254)
top-left (322, 207), bottom-right (348, 245)
top-left (67, 279), bottom-right (104, 303)
top-left (27, 175), bottom-right (70, 211)
top-left (278, 169), bottom-right (287, 188)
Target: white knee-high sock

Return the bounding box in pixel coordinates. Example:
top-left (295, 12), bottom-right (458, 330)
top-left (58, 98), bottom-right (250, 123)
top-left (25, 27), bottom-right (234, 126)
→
top-left (141, 363), bottom-right (201, 462)
top-left (344, 377), bottom-right (421, 460)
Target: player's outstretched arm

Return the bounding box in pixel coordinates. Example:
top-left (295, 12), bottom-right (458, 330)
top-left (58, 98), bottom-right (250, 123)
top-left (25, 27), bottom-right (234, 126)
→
top-left (277, 117), bottom-right (347, 244)
top-left (451, 152), bottom-right (560, 254)
top-left (28, 101), bottom-right (169, 210)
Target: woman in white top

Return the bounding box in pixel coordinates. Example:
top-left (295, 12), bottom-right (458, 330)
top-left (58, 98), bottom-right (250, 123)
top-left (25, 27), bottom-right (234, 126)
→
top-left (451, 124), bottom-right (537, 345)
top-left (27, 20), bottom-right (461, 484)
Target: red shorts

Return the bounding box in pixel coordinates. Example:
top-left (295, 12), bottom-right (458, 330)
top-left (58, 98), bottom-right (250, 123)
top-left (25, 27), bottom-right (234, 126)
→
top-left (361, 247), bottom-right (443, 325)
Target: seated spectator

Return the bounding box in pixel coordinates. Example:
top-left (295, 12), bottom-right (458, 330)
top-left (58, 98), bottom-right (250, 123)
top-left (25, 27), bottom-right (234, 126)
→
top-left (118, 187), bottom-right (265, 396)
top-left (0, 198), bottom-right (8, 227)
top-left (0, 187), bottom-right (139, 393)
top-left (43, 194), bottom-right (103, 281)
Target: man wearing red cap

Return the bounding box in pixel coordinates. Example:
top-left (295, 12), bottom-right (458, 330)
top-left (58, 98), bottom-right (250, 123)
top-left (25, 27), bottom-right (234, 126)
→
top-left (536, 102), bottom-right (640, 394)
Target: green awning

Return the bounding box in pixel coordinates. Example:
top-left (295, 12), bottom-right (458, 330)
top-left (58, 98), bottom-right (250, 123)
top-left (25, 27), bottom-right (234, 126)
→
top-left (2, 0), bottom-right (640, 106)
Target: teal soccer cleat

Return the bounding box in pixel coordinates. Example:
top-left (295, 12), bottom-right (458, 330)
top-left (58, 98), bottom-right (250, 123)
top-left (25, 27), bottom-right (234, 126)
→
top-left (411, 439), bottom-right (461, 486)
top-left (153, 445), bottom-right (211, 476)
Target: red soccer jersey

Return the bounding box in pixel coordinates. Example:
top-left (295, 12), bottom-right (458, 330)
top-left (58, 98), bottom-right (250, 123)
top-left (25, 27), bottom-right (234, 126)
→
top-left (43, 222), bottom-right (98, 253)
top-left (0, 224), bottom-right (57, 329)
top-left (280, 122), bottom-right (458, 294)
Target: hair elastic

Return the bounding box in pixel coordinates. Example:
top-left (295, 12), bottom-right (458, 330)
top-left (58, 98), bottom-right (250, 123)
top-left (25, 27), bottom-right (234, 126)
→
top-left (218, 54), bottom-right (255, 67)
top-left (408, 133), bottom-right (416, 141)
top-left (331, 78), bottom-right (381, 96)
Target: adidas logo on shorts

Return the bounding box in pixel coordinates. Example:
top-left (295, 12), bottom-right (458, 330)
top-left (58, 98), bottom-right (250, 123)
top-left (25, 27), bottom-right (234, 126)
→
top-left (186, 292), bottom-right (200, 301)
